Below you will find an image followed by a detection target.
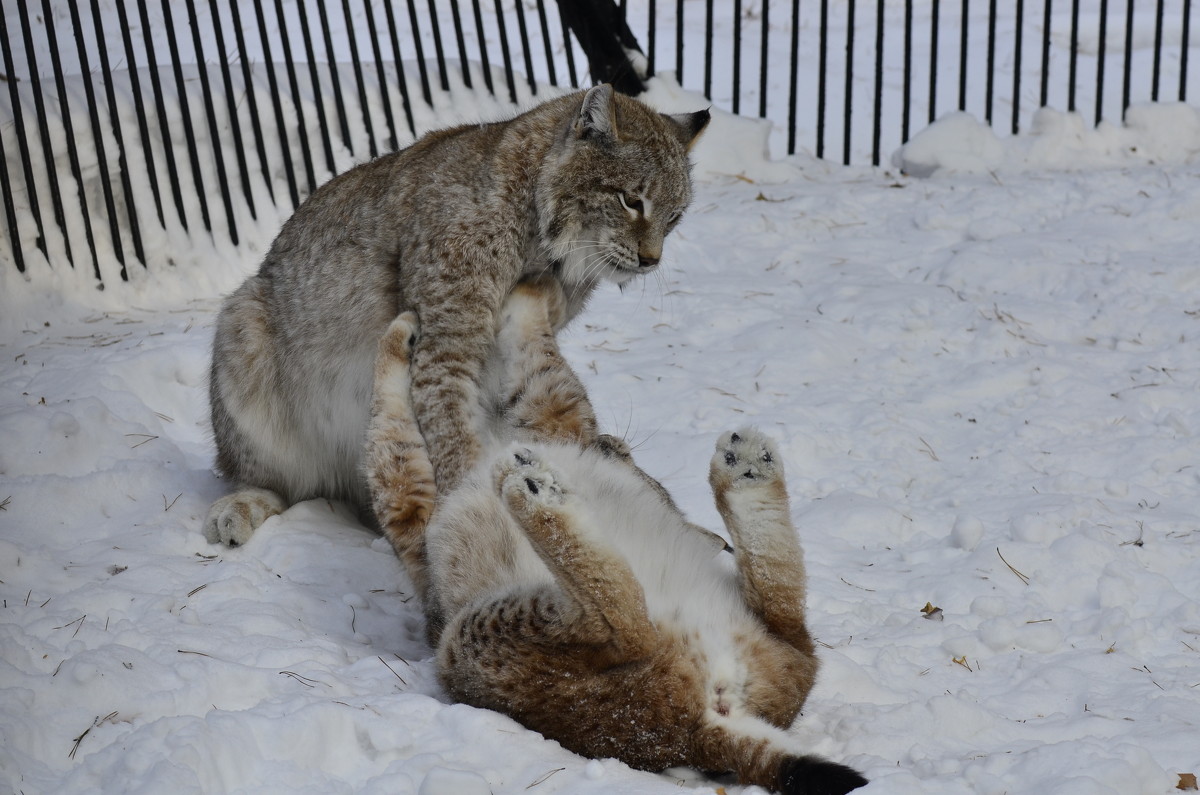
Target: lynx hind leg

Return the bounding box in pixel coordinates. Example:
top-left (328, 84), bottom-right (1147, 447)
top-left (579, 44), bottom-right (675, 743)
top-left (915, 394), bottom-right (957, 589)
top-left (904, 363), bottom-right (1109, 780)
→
top-left (203, 487), bottom-right (287, 546)
top-left (365, 312), bottom-right (437, 600)
top-left (709, 428), bottom-right (814, 657)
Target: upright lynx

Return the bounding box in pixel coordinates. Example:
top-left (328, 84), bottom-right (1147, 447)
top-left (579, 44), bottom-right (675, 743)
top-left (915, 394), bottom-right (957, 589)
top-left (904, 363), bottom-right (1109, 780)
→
top-left (364, 280), bottom-right (867, 794)
top-left (205, 85), bottom-right (708, 545)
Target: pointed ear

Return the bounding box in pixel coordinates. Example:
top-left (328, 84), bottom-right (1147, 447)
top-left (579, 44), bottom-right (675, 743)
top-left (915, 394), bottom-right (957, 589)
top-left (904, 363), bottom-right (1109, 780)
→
top-left (575, 84), bottom-right (618, 142)
top-left (663, 108), bottom-right (711, 150)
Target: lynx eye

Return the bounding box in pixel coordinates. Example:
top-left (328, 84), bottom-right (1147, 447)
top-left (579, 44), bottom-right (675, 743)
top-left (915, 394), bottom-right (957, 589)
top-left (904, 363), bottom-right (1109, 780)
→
top-left (618, 192), bottom-right (644, 214)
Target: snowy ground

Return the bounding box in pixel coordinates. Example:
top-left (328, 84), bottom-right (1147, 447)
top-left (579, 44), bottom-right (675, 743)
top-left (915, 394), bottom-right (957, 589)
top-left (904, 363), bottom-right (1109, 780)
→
top-left (3, 85), bottom-right (1200, 793)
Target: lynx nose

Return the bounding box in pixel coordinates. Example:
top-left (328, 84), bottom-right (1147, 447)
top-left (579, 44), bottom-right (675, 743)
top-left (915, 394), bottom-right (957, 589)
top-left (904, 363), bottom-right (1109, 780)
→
top-left (638, 254), bottom-right (660, 269)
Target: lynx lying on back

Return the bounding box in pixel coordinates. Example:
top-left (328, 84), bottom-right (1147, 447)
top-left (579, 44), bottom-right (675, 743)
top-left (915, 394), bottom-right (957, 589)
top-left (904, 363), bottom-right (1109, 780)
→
top-left (365, 280), bottom-right (868, 794)
top-left (205, 85), bottom-right (708, 546)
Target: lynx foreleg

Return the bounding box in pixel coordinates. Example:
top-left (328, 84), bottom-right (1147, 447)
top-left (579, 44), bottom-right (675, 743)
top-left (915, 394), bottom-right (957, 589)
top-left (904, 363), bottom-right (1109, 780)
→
top-left (494, 447), bottom-right (655, 664)
top-left (708, 428), bottom-right (814, 658)
top-left (496, 279), bottom-right (599, 447)
top-left (365, 312), bottom-right (437, 602)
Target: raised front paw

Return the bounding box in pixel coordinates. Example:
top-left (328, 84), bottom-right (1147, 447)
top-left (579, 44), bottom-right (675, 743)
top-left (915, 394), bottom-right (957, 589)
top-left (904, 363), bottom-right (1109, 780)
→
top-left (710, 427), bottom-right (784, 490)
top-left (203, 488), bottom-right (286, 546)
top-left (495, 446), bottom-right (567, 513)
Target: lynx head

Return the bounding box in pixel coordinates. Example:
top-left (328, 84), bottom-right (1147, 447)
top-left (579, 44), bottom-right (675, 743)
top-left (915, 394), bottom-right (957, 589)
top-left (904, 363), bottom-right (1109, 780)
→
top-left (540, 84), bottom-right (710, 288)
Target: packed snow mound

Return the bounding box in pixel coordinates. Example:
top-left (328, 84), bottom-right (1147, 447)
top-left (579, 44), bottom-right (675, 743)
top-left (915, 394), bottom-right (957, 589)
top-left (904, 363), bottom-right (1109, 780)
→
top-left (894, 103), bottom-right (1200, 176)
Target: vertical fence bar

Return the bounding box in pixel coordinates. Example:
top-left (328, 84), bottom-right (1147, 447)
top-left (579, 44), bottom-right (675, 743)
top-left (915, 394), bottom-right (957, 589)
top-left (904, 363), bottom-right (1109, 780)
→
top-left (205, 0), bottom-right (257, 219)
top-left (512, 0), bottom-right (539, 96)
top-left (930, 0), bottom-right (940, 122)
top-left (342, 0), bottom-right (378, 158)
top-left (1012, 0), bottom-right (1024, 133)
top-left (732, 0), bottom-right (742, 114)
top-left (273, 0), bottom-right (319, 198)
top-left (406, 0), bottom-right (434, 104)
top-left (559, 2), bottom-right (579, 86)
top-left (758, 0), bottom-right (769, 118)
top-left (114, 0), bottom-right (167, 227)
top-left (492, 0), bottom-right (518, 103)
top-left (363, 0), bottom-right (400, 151)
top-left (297, 0), bottom-right (339, 174)
top-left (844, 0), bottom-right (856, 165)
top-left (534, 0), bottom-right (559, 86)
top-left (985, 0), bottom-right (996, 124)
top-left (704, 0), bottom-right (714, 99)
top-left (316, 1), bottom-right (354, 154)
top-left (1151, 0), bottom-right (1165, 101)
top-left (227, 0), bottom-right (278, 204)
top-left (958, 0), bottom-right (968, 110)
top-left (1121, 0), bottom-right (1134, 117)
top-left (68, 0), bottom-right (129, 277)
top-left (450, 0), bottom-right (474, 88)
top-left (675, 0), bottom-right (684, 82)
top-left (1182, 0), bottom-right (1192, 101)
top-left (90, 0), bottom-right (146, 268)
top-left (184, 0), bottom-right (240, 246)
top-left (817, 0), bottom-right (828, 158)
top-left (138, 0), bottom-right (190, 229)
top-left (384, 0), bottom-right (419, 133)
top-left (0, 1), bottom-right (48, 263)
top-left (425, 0), bottom-right (452, 92)
top-left (40, 0), bottom-right (103, 279)
top-left (871, 0), bottom-right (884, 166)
top-left (647, 0), bottom-right (657, 77)
top-left (18, 0), bottom-right (74, 265)
top-left (1068, 0), bottom-right (1080, 111)
top-left (257, 0), bottom-right (304, 207)
top-left (902, 0), bottom-right (912, 142)
top-left (162, 0), bottom-right (214, 234)
top-left (470, 0), bottom-right (496, 94)
top-left (788, 0), bottom-right (802, 154)
top-left (1040, 0), bottom-right (1052, 107)
top-left (0, 115), bottom-right (24, 273)
top-left (1096, 0), bottom-right (1108, 126)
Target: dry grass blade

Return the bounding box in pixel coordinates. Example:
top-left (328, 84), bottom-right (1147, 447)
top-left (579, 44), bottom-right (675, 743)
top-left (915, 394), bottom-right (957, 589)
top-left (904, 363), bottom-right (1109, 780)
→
top-left (378, 656), bottom-right (408, 686)
top-left (279, 671), bottom-right (320, 688)
top-left (996, 547), bottom-right (1030, 585)
top-left (125, 433), bottom-right (159, 449)
top-left (526, 768), bottom-right (566, 789)
top-left (0, 496), bottom-right (10, 511)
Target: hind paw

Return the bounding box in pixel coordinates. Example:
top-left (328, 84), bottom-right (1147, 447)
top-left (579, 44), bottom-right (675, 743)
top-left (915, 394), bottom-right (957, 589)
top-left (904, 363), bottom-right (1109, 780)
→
top-left (711, 427), bottom-right (783, 489)
top-left (496, 447), bottom-right (566, 511)
top-left (379, 311), bottom-right (420, 365)
top-left (203, 488), bottom-right (286, 546)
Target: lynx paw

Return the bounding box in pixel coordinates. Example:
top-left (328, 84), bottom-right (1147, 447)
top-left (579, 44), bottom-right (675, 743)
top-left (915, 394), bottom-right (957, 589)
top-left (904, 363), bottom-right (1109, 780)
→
top-left (203, 488), bottom-right (287, 546)
top-left (379, 311), bottom-right (420, 365)
top-left (496, 447), bottom-right (566, 512)
top-left (711, 428), bottom-right (783, 489)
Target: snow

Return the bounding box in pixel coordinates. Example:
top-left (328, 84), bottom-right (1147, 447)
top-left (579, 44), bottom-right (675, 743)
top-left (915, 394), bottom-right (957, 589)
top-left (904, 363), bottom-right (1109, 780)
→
top-left (4, 32), bottom-right (1200, 795)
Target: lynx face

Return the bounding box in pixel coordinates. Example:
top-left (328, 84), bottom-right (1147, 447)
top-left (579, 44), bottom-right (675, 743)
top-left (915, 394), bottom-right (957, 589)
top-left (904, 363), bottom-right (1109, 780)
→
top-left (541, 87), bottom-right (709, 288)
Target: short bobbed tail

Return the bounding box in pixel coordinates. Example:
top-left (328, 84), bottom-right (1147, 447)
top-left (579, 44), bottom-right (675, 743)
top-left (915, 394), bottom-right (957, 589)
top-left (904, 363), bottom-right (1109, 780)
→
top-left (691, 723), bottom-right (867, 795)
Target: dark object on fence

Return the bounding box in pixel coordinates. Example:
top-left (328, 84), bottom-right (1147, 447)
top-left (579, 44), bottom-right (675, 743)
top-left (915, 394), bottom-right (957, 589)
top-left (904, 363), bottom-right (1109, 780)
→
top-left (2, 0), bottom-right (1198, 288)
top-left (555, 0), bottom-right (646, 95)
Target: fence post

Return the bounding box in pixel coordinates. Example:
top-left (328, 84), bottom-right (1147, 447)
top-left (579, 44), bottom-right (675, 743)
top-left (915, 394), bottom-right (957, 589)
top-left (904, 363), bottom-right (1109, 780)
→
top-left (554, 0), bottom-right (645, 94)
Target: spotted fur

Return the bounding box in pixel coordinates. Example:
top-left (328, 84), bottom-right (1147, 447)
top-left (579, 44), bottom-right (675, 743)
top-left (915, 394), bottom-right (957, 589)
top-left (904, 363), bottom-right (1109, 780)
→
top-left (204, 86), bottom-right (709, 545)
top-left (365, 281), bottom-right (867, 794)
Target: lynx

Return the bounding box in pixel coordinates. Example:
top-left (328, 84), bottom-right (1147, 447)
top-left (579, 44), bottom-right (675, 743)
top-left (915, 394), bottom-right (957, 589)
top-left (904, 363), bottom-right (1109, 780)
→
top-left (205, 85), bottom-right (708, 546)
top-left (364, 279), bottom-right (868, 794)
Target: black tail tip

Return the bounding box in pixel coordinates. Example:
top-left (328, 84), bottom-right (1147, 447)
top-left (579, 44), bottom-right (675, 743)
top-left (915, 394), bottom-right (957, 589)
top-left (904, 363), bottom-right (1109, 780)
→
top-left (778, 755), bottom-right (869, 795)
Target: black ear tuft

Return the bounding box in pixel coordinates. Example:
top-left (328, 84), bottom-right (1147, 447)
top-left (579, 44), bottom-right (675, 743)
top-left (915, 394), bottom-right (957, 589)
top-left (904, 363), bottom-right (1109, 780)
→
top-left (576, 84), bottom-right (618, 142)
top-left (778, 755), bottom-right (868, 795)
top-left (663, 107), bottom-right (712, 150)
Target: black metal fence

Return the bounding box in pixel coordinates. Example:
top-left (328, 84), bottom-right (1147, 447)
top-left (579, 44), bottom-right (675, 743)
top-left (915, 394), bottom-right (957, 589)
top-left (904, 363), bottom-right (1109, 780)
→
top-left (1, 1), bottom-right (1196, 287)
